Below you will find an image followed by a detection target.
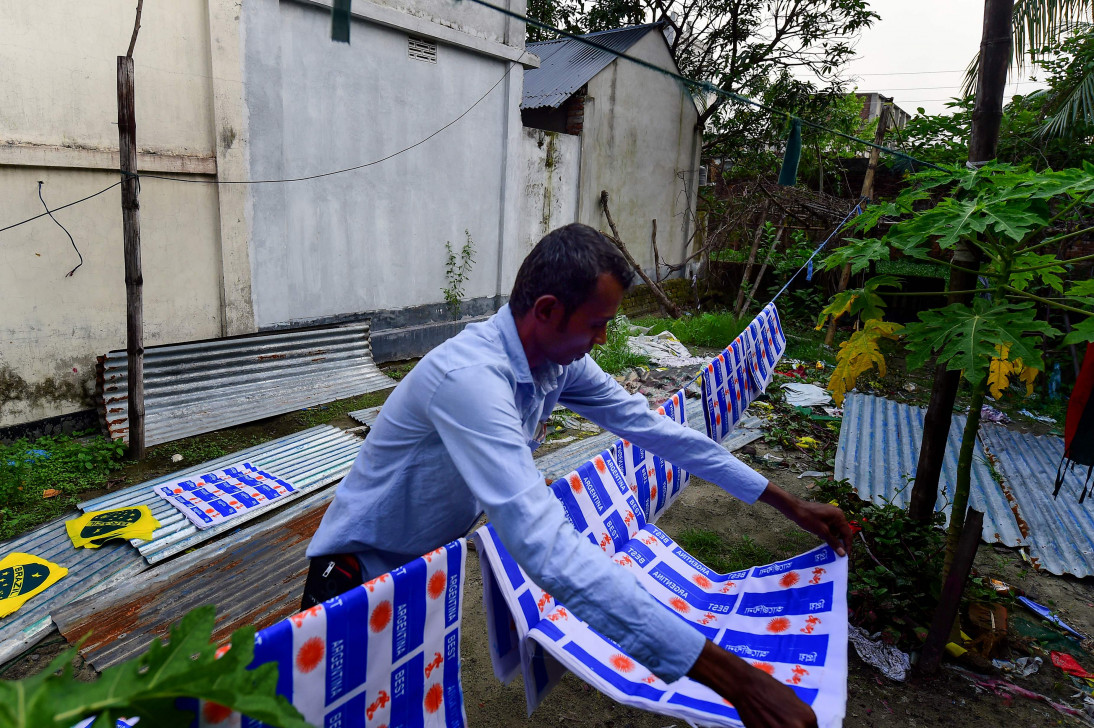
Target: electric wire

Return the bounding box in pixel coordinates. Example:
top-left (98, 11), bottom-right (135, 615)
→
top-left (37, 181), bottom-right (83, 277)
top-left (0, 181), bottom-right (121, 235)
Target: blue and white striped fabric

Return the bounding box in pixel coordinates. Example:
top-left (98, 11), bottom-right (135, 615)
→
top-left (475, 453), bottom-right (847, 727)
top-left (701, 304), bottom-right (787, 442)
top-left (186, 539), bottom-right (468, 728)
top-left (613, 388), bottom-right (691, 524)
top-left (154, 461), bottom-right (295, 530)
top-left (73, 719), bottom-right (137, 727)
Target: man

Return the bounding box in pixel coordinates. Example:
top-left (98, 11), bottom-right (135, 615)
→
top-left (305, 223), bottom-right (851, 728)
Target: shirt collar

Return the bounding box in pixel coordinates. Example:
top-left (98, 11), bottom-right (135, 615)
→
top-left (496, 304), bottom-right (563, 388)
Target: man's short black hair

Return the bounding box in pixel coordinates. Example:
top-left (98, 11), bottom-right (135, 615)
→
top-left (510, 223), bottom-right (633, 318)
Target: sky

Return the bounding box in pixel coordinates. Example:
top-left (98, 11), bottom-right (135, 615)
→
top-left (800, 0), bottom-right (1045, 117)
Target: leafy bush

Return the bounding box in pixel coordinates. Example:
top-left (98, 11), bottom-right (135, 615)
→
top-left (815, 478), bottom-right (947, 650)
top-left (591, 315), bottom-right (650, 374)
top-left (0, 434), bottom-right (128, 540)
top-left (631, 311), bottom-right (747, 349)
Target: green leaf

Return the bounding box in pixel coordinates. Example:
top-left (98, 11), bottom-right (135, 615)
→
top-left (1009, 252), bottom-right (1067, 292)
top-left (1063, 315), bottom-right (1094, 346)
top-left (2, 606), bottom-right (309, 728)
top-left (902, 300), bottom-right (1061, 385)
top-left (822, 237), bottom-right (890, 274)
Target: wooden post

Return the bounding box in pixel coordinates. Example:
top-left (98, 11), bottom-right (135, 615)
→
top-left (741, 218), bottom-right (785, 314)
top-left (734, 205), bottom-right (769, 316)
top-left (824, 105), bottom-right (890, 346)
top-left (916, 509), bottom-right (984, 676)
top-left (909, 0), bottom-right (1013, 522)
top-left (118, 55), bottom-right (145, 459)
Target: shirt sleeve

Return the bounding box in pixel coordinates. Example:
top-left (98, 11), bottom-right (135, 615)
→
top-left (427, 365), bottom-right (705, 682)
top-left (558, 356), bottom-right (769, 504)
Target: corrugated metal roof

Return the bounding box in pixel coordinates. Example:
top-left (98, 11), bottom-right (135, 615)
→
top-left (53, 487), bottom-right (335, 671)
top-left (979, 424), bottom-right (1094, 577)
top-left (523, 25), bottom-right (660, 110)
top-left (99, 323), bottom-right (395, 446)
top-left (349, 405), bottom-right (382, 428)
top-left (78, 426), bottom-right (362, 565)
top-left (835, 393), bottom-right (1025, 547)
top-left (0, 512), bottom-right (146, 665)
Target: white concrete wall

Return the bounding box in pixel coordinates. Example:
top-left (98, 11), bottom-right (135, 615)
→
top-left (518, 128), bottom-right (581, 255)
top-left (0, 1), bottom-right (245, 427)
top-left (244, 0), bottom-right (530, 328)
top-left (576, 31), bottom-right (702, 276)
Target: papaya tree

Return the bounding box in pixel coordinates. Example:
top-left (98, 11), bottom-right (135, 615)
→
top-left (817, 161), bottom-right (1094, 575)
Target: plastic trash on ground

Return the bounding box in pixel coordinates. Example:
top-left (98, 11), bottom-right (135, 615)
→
top-left (1019, 596), bottom-right (1087, 640)
top-left (626, 331), bottom-right (709, 369)
top-left (782, 382), bottom-right (832, 407)
top-left (848, 625), bottom-right (910, 682)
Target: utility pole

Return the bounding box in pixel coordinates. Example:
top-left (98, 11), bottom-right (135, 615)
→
top-left (119, 1), bottom-right (145, 459)
top-left (908, 0), bottom-right (1013, 521)
top-left (825, 104), bottom-right (890, 347)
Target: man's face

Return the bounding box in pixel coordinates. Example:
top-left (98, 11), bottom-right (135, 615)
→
top-left (541, 273), bottom-right (624, 366)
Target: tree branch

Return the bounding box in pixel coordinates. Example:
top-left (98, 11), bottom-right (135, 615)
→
top-left (600, 191), bottom-right (684, 318)
top-left (126, 0), bottom-right (144, 58)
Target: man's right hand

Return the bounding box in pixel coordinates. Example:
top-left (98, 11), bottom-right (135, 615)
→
top-left (686, 640), bottom-right (817, 728)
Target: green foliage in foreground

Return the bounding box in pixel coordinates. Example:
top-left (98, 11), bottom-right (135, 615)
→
top-left (674, 529), bottom-right (775, 575)
top-left (632, 311), bottom-right (748, 350)
top-left (0, 606), bottom-right (307, 728)
top-left (0, 434), bottom-right (128, 540)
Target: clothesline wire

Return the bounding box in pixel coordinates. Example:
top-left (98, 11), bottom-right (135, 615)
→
top-left (767, 198), bottom-right (865, 304)
top-left (460, 0), bottom-right (946, 173)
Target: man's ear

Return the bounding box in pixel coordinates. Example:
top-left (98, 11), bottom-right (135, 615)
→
top-left (531, 294), bottom-right (563, 324)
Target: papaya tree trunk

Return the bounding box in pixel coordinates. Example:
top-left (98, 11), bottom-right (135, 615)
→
top-left (942, 377), bottom-right (988, 580)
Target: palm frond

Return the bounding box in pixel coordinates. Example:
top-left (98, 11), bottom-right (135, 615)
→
top-left (1013, 0), bottom-right (1094, 69)
top-left (1038, 62), bottom-right (1094, 136)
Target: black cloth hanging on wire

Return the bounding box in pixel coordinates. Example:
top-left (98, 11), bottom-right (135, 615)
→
top-left (1055, 343), bottom-right (1094, 502)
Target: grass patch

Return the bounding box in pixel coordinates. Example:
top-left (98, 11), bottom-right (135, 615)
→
top-left (592, 315), bottom-right (650, 374)
top-left (0, 434), bottom-right (129, 540)
top-left (291, 389), bottom-right (394, 428)
top-left (631, 311), bottom-right (747, 350)
top-left (674, 528), bottom-right (775, 574)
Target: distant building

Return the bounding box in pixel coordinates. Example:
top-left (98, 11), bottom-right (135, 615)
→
top-left (856, 92), bottom-right (911, 129)
top-left (519, 24), bottom-right (703, 277)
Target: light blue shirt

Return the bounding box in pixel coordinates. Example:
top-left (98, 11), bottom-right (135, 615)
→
top-left (307, 305), bottom-right (769, 681)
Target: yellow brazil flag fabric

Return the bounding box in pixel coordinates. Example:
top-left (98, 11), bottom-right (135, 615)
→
top-left (0, 553), bottom-right (67, 618)
top-left (65, 506), bottom-right (160, 549)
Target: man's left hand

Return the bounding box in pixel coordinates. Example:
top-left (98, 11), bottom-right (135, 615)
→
top-left (758, 483), bottom-right (853, 557)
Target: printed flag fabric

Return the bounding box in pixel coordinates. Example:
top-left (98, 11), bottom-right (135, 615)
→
top-left (65, 505), bottom-right (161, 548)
top-left (154, 462), bottom-right (295, 531)
top-left (187, 539), bottom-right (468, 728)
top-left (0, 552), bottom-right (68, 618)
top-left (73, 719), bottom-right (137, 727)
top-left (614, 388), bottom-right (691, 524)
top-left (701, 304), bottom-right (787, 442)
top-left (475, 452), bottom-right (847, 727)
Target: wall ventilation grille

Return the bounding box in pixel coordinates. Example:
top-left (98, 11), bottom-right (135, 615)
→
top-left (408, 37), bottom-right (437, 63)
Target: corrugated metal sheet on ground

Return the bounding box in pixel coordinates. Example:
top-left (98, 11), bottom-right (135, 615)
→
top-left (349, 405), bottom-right (382, 428)
top-left (523, 25), bottom-right (658, 109)
top-left (979, 424), bottom-right (1094, 577)
top-left (835, 393), bottom-right (1024, 547)
top-left (0, 512), bottom-right (146, 665)
top-left (53, 487), bottom-right (335, 671)
top-left (533, 398), bottom-right (762, 480)
top-left (78, 426), bottom-right (362, 565)
top-left (98, 323), bottom-right (395, 446)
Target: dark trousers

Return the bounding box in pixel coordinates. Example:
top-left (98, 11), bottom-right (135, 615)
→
top-left (299, 553), bottom-right (364, 612)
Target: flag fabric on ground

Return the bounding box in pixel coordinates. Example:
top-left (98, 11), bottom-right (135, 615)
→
top-left (65, 505), bottom-right (160, 548)
top-left (188, 539), bottom-right (468, 728)
top-left (701, 304), bottom-right (786, 442)
top-left (615, 389), bottom-right (691, 524)
top-left (154, 462), bottom-right (295, 530)
top-left (475, 451), bottom-right (847, 727)
top-left (0, 552), bottom-right (67, 618)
